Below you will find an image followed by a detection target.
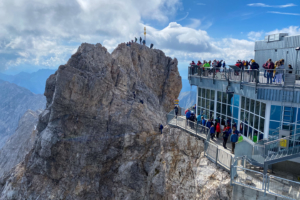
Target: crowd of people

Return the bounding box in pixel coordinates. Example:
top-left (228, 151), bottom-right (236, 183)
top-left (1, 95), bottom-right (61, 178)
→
top-left (189, 58), bottom-right (294, 84)
top-left (182, 107), bottom-right (242, 154)
top-left (126, 37), bottom-right (154, 49)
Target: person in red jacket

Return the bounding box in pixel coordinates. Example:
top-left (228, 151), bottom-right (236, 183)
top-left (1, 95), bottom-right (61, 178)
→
top-left (216, 121), bottom-right (221, 138)
top-left (197, 60), bottom-right (202, 66)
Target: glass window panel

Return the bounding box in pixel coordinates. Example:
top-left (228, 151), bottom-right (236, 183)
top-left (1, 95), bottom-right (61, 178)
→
top-left (206, 100), bottom-right (209, 110)
top-left (198, 88), bottom-right (201, 96)
top-left (206, 89), bottom-right (210, 99)
top-left (227, 105), bottom-right (232, 116)
top-left (241, 97), bottom-right (245, 109)
top-left (244, 111), bottom-right (249, 122)
top-left (259, 118), bottom-right (265, 132)
top-left (260, 103), bottom-right (266, 117)
top-left (254, 115), bottom-right (259, 129)
top-left (217, 91), bottom-right (222, 102)
top-left (249, 113), bottom-right (254, 126)
top-left (217, 103), bottom-right (221, 113)
top-left (210, 101), bottom-right (214, 112)
top-left (198, 97), bottom-right (201, 107)
top-left (211, 90), bottom-right (215, 100)
top-left (255, 101), bottom-right (260, 115)
top-left (296, 126), bottom-right (300, 134)
top-left (233, 107), bottom-right (239, 119)
top-left (202, 88), bottom-right (205, 98)
top-left (222, 104), bottom-right (226, 115)
top-left (209, 111), bottom-right (214, 120)
top-left (233, 94), bottom-right (239, 107)
top-left (241, 110), bottom-right (245, 122)
top-left (250, 100), bottom-right (255, 113)
top-left (246, 98), bottom-right (250, 111)
top-left (197, 107), bottom-right (200, 116)
top-left (292, 107), bottom-right (297, 123)
top-left (228, 93), bottom-right (234, 105)
top-left (269, 121), bottom-right (280, 132)
top-left (202, 98), bottom-right (205, 108)
top-left (222, 92), bottom-right (227, 104)
top-left (270, 105), bottom-right (282, 121)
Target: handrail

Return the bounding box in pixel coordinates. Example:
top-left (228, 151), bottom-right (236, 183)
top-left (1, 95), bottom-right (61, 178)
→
top-left (264, 133), bottom-right (300, 145)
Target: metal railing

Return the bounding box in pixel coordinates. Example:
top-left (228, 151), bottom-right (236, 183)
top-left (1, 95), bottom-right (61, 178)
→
top-left (189, 66), bottom-right (300, 87)
top-left (268, 175), bottom-right (300, 200)
top-left (166, 107), bottom-right (233, 171)
top-left (232, 166), bottom-right (265, 191)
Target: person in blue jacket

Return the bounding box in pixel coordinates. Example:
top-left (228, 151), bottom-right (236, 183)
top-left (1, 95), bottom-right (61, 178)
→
top-left (206, 119), bottom-right (211, 134)
top-left (210, 125), bottom-right (215, 140)
top-left (197, 114), bottom-right (202, 127)
top-left (186, 109), bottom-right (191, 127)
top-left (230, 127), bottom-right (239, 154)
top-left (159, 123), bottom-right (164, 134)
top-left (201, 116), bottom-right (206, 132)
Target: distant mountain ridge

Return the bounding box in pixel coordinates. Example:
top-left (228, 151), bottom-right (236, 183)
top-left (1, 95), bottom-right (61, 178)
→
top-left (178, 91), bottom-right (196, 109)
top-left (0, 81), bottom-right (46, 149)
top-left (0, 69), bottom-right (56, 94)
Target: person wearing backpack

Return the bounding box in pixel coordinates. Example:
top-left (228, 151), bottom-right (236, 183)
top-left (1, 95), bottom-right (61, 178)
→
top-left (190, 111), bottom-right (196, 129)
top-left (159, 124), bottom-right (164, 134)
top-left (174, 106), bottom-right (178, 118)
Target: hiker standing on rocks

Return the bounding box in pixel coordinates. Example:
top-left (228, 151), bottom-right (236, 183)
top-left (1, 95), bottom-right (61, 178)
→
top-left (135, 37), bottom-right (137, 43)
top-left (140, 37), bottom-right (142, 44)
top-left (143, 40), bottom-right (146, 45)
top-left (159, 123), bottom-right (164, 134)
top-left (150, 43), bottom-right (154, 49)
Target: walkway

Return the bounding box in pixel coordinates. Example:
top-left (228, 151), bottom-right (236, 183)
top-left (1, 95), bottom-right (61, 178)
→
top-left (167, 115), bottom-right (234, 171)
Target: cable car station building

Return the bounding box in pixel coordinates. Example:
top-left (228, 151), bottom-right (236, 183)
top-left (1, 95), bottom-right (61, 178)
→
top-left (189, 33), bottom-right (300, 143)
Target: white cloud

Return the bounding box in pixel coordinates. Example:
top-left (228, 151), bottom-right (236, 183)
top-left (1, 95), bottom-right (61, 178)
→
top-left (267, 26), bottom-right (300, 36)
top-left (0, 0), bottom-right (181, 72)
top-left (0, 0), bottom-right (255, 74)
top-left (247, 3), bottom-right (297, 8)
top-left (247, 31), bottom-right (264, 41)
top-left (186, 19), bottom-right (201, 29)
top-left (267, 11), bottom-right (300, 16)
top-left (177, 12), bottom-right (189, 21)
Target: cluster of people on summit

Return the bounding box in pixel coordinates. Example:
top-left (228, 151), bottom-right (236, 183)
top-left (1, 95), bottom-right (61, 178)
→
top-left (189, 58), bottom-right (293, 84)
top-left (176, 106), bottom-right (241, 154)
top-left (126, 37), bottom-right (154, 49)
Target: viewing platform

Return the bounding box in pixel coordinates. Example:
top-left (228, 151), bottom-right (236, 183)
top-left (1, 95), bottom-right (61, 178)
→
top-left (188, 67), bottom-right (300, 104)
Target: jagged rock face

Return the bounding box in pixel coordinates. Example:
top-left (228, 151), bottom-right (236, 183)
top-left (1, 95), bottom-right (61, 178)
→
top-left (0, 110), bottom-right (41, 178)
top-left (0, 43), bottom-right (184, 199)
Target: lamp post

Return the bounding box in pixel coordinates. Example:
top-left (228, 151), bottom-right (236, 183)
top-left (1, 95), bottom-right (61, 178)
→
top-left (296, 47), bottom-right (300, 77)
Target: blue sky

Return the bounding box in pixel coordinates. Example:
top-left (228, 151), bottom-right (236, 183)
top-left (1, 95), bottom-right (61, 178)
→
top-left (0, 0), bottom-right (299, 79)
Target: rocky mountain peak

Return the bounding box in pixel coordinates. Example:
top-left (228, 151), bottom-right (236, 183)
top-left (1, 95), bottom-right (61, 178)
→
top-left (0, 42), bottom-right (183, 199)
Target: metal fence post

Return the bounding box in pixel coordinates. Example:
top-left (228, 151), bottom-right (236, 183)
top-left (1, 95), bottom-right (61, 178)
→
top-left (216, 146), bottom-right (219, 165)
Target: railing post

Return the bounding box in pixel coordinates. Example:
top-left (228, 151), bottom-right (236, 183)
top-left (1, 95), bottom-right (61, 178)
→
top-left (216, 145), bottom-right (219, 165)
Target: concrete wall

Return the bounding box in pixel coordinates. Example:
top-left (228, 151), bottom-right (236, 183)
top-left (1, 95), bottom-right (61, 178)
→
top-left (232, 185), bottom-right (285, 200)
top-left (272, 160), bottom-right (300, 176)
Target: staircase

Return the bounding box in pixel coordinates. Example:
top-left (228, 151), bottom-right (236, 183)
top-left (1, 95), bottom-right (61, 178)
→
top-left (237, 133), bottom-right (300, 169)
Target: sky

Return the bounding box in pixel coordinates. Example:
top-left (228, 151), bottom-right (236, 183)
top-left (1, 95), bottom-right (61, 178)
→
top-left (0, 0), bottom-right (299, 78)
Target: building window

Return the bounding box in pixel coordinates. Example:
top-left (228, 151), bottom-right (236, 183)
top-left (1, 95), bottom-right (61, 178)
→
top-left (240, 97), bottom-right (266, 142)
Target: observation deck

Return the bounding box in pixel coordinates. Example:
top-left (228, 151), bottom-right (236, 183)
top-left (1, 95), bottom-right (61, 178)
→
top-left (188, 67), bottom-right (300, 104)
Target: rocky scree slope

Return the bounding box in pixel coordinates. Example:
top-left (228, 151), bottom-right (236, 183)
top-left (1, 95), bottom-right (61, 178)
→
top-left (0, 42), bottom-right (183, 199)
